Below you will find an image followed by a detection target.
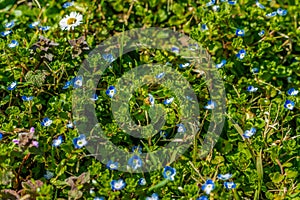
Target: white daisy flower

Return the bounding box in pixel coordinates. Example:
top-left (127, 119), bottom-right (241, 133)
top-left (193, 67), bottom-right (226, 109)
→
top-left (59, 12), bottom-right (83, 31)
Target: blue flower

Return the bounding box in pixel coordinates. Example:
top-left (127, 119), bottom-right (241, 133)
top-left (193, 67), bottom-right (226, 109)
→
top-left (236, 49), bottom-right (246, 60)
top-left (163, 166), bottom-right (176, 181)
top-left (247, 85), bottom-right (258, 92)
top-left (73, 76), bottom-right (83, 88)
top-left (128, 155), bottom-right (143, 170)
top-left (217, 173), bottom-right (232, 180)
top-left (256, 1), bottom-right (265, 9)
top-left (94, 197), bottom-right (105, 200)
top-left (156, 72), bottom-right (165, 79)
top-left (110, 179), bottom-right (126, 191)
top-left (0, 133), bottom-right (3, 140)
top-left (284, 100), bottom-right (295, 110)
top-left (224, 181), bottom-right (236, 189)
top-left (206, 0), bottom-right (215, 7)
top-left (212, 5), bottom-right (220, 12)
top-left (62, 1), bottom-right (74, 8)
top-left (163, 97), bottom-right (174, 105)
top-left (251, 67), bottom-right (259, 74)
top-left (266, 12), bottom-right (277, 18)
top-left (277, 8), bottom-right (287, 16)
top-left (52, 136), bottom-right (63, 147)
top-left (29, 21), bottom-right (40, 28)
top-left (8, 40), bottom-right (18, 48)
top-left (138, 178), bottom-right (147, 186)
top-left (38, 26), bottom-right (51, 31)
top-left (1, 30), bottom-right (12, 37)
top-left (179, 63), bottom-right (190, 69)
top-left (243, 127), bottom-right (256, 138)
top-left (197, 196), bottom-right (209, 200)
top-left (200, 24), bottom-right (208, 31)
top-left (176, 123), bottom-right (186, 133)
top-left (132, 146), bottom-right (142, 154)
top-left (287, 88), bottom-right (299, 96)
top-left (73, 134), bottom-right (88, 149)
top-left (228, 0), bottom-right (237, 5)
top-left (4, 21), bottom-right (15, 29)
top-left (91, 93), bottom-right (98, 101)
top-left (66, 121), bottom-right (74, 128)
top-left (148, 94), bottom-right (155, 106)
top-left (102, 53), bottom-right (115, 62)
top-left (21, 96), bottom-right (33, 101)
top-left (216, 59), bottom-right (226, 69)
top-left (106, 160), bottom-right (119, 170)
top-left (7, 81), bottom-right (17, 90)
top-left (44, 170), bottom-right (54, 180)
top-left (41, 117), bottom-right (53, 127)
top-left (201, 179), bottom-right (215, 195)
top-left (204, 100), bottom-right (216, 109)
top-left (146, 193), bottom-right (159, 200)
top-left (258, 30), bottom-right (265, 37)
top-left (171, 46), bottom-right (179, 54)
top-left (236, 29), bottom-right (245, 37)
top-left (62, 80), bottom-right (73, 89)
top-left (106, 86), bottom-right (116, 98)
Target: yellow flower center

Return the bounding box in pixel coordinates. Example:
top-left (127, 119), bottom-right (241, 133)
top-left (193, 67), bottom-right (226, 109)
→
top-left (67, 18), bottom-right (77, 25)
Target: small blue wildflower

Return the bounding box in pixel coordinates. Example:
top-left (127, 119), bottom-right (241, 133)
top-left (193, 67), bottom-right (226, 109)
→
top-left (243, 127), bottom-right (256, 138)
top-left (163, 166), bottom-right (176, 181)
top-left (110, 179), bottom-right (126, 191)
top-left (102, 53), bottom-right (115, 62)
top-left (236, 29), bottom-right (245, 37)
top-left (163, 97), bottom-right (174, 105)
top-left (66, 121), bottom-right (74, 128)
top-left (62, 80), bottom-right (73, 89)
top-left (0, 133), bottom-right (3, 140)
top-left (287, 88), bottom-right (299, 96)
top-left (216, 59), bottom-right (226, 69)
top-left (197, 196), bottom-right (209, 200)
top-left (206, 0), bottom-right (215, 7)
top-left (251, 68), bottom-right (259, 74)
top-left (38, 26), bottom-right (51, 31)
top-left (202, 179), bottom-right (215, 195)
top-left (217, 173), bottom-right (232, 180)
top-left (146, 193), bottom-right (159, 200)
top-left (4, 21), bottom-right (15, 29)
top-left (1, 30), bottom-right (12, 37)
top-left (156, 72), bottom-right (165, 79)
top-left (177, 123), bottom-right (186, 133)
top-left (128, 155), bottom-right (143, 170)
top-left (52, 135), bottom-right (63, 147)
top-left (255, 1), bottom-right (265, 9)
top-left (138, 178), bottom-right (147, 186)
top-left (8, 40), bottom-right (18, 48)
top-left (73, 134), bottom-right (88, 149)
top-left (247, 85), bottom-right (258, 92)
top-left (132, 146), bottom-right (142, 154)
top-left (94, 197), bottom-right (105, 200)
top-left (148, 94), bottom-right (155, 106)
top-left (204, 100), bottom-right (216, 109)
top-left (106, 160), bottom-right (119, 170)
top-left (29, 21), bottom-right (40, 28)
top-left (41, 117), bottom-right (53, 127)
top-left (212, 5), bottom-right (220, 12)
top-left (179, 63), bottom-right (190, 69)
top-left (62, 1), bottom-right (74, 8)
top-left (91, 93), bottom-right (98, 101)
top-left (201, 24), bottom-right (208, 31)
top-left (73, 76), bottom-right (83, 88)
top-left (44, 170), bottom-right (54, 180)
top-left (106, 86), bottom-right (116, 98)
top-left (224, 181), bottom-right (236, 189)
top-left (284, 100), bottom-right (295, 110)
top-left (258, 30), bottom-right (265, 37)
top-left (228, 0), bottom-right (237, 5)
top-left (171, 46), bottom-right (179, 54)
top-left (236, 49), bottom-right (246, 60)
top-left (21, 96), bottom-right (33, 101)
top-left (7, 81), bottom-right (17, 90)
top-left (277, 8), bottom-right (287, 16)
top-left (266, 12), bottom-right (277, 18)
